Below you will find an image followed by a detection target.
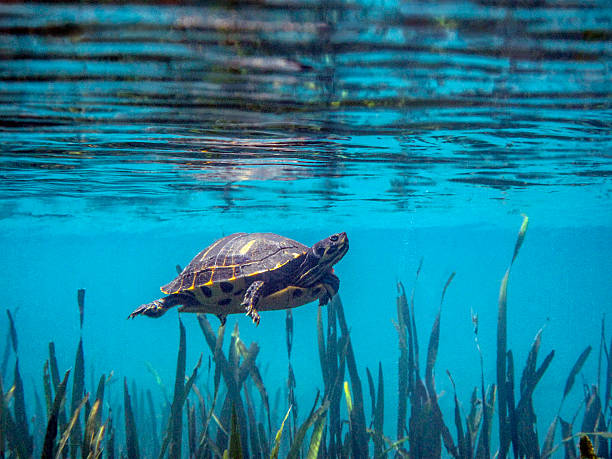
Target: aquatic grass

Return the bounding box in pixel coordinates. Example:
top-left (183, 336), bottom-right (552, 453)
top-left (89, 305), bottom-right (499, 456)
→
top-left (188, 399), bottom-right (198, 457)
top-left (43, 361), bottom-right (53, 420)
top-left (374, 362), bottom-right (385, 457)
top-left (146, 389), bottom-right (159, 451)
top-left (286, 399), bottom-right (330, 459)
top-left (323, 293), bottom-right (343, 457)
top-left (542, 345), bottom-right (592, 458)
top-left (168, 318), bottom-right (187, 458)
top-left (41, 369), bottom-right (70, 459)
top-left (0, 383), bottom-right (7, 427)
top-left (410, 259), bottom-right (423, 385)
top-left (335, 295), bottom-right (369, 457)
top-left (157, 318), bottom-right (203, 458)
top-left (447, 371), bottom-right (466, 458)
top-left (83, 399), bottom-right (102, 458)
top-left (243, 385), bottom-right (260, 457)
top-left (581, 385), bottom-right (608, 457)
top-left (426, 273), bottom-right (457, 458)
top-left (197, 314), bottom-right (263, 456)
top-left (604, 326), bottom-right (611, 420)
top-left (497, 215), bottom-right (528, 458)
top-left (506, 350), bottom-right (519, 458)
top-left (105, 416), bottom-right (114, 459)
top-left (237, 341), bottom-right (270, 438)
top-left (286, 310), bottom-right (293, 360)
top-left (512, 329), bottom-right (555, 457)
top-left (227, 404), bottom-right (242, 458)
top-left (257, 417), bottom-right (270, 458)
top-left (366, 362), bottom-right (385, 458)
top-left (1, 332), bottom-right (11, 381)
top-left (70, 338), bottom-right (85, 458)
top-left (1, 374), bottom-right (15, 457)
top-left (315, 295), bottom-right (351, 457)
top-left (270, 405), bottom-right (291, 459)
top-left (6, 310), bottom-right (17, 355)
top-left (123, 378), bottom-right (140, 459)
top-left (287, 365), bottom-right (297, 445)
top-left (465, 387), bottom-right (482, 457)
top-left (395, 271), bottom-right (459, 458)
top-left (306, 405), bottom-right (326, 459)
top-left (285, 308), bottom-right (298, 448)
top-left (561, 417), bottom-right (577, 458)
top-left (48, 342), bottom-right (68, 437)
top-left (396, 259), bottom-right (422, 448)
top-left (316, 306), bottom-right (328, 393)
top-left (56, 392), bottom-right (89, 459)
top-left (220, 325), bottom-right (251, 455)
top-left (366, 367), bottom-right (375, 423)
top-left (344, 380), bottom-right (352, 415)
top-left (12, 358), bottom-right (33, 458)
top-left (1, 310), bottom-right (18, 393)
top-left (543, 431), bottom-right (612, 459)
top-left (475, 384), bottom-right (496, 459)
top-left (78, 289), bottom-right (85, 330)
top-left (396, 281), bottom-right (409, 442)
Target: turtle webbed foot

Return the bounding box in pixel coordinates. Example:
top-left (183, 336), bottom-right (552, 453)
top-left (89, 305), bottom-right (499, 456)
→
top-left (319, 288), bottom-right (335, 306)
top-left (318, 272), bottom-right (340, 306)
top-left (242, 280), bottom-right (264, 326)
top-left (128, 299), bottom-right (167, 319)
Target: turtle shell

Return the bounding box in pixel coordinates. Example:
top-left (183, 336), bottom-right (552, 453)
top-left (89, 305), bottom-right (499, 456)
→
top-left (161, 233), bottom-right (308, 295)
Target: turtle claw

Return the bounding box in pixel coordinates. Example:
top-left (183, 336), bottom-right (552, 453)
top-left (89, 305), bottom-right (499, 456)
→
top-left (250, 309), bottom-right (261, 326)
top-left (243, 303), bottom-right (261, 326)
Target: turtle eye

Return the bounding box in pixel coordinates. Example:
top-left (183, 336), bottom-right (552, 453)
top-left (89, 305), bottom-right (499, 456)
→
top-left (330, 234), bottom-right (339, 243)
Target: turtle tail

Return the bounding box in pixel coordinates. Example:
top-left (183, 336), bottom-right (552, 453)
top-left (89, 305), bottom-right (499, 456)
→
top-left (128, 298), bottom-right (170, 319)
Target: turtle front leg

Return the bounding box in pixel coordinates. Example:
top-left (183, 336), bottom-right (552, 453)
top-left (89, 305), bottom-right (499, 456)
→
top-left (241, 280), bottom-right (264, 325)
top-left (319, 272), bottom-right (340, 306)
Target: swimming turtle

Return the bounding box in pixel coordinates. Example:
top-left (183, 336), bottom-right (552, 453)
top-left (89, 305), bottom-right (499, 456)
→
top-left (128, 232), bottom-right (348, 325)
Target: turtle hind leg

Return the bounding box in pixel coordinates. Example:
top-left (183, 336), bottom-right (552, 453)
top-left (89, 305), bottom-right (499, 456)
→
top-left (241, 280), bottom-right (264, 325)
top-left (128, 294), bottom-right (192, 319)
top-left (128, 299), bottom-right (168, 319)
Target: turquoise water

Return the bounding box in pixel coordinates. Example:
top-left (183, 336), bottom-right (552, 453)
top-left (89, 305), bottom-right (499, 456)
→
top-left (1, 0), bottom-right (611, 457)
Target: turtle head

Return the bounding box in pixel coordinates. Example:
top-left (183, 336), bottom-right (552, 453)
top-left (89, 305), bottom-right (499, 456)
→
top-left (297, 232), bottom-right (349, 286)
top-left (311, 232), bottom-right (349, 266)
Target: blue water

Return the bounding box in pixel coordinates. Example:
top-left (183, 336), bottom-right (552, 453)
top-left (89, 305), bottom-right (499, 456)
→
top-left (1, 0), bottom-right (611, 457)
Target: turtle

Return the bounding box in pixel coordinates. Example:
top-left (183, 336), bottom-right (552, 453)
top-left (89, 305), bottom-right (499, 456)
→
top-left (128, 232), bottom-right (349, 325)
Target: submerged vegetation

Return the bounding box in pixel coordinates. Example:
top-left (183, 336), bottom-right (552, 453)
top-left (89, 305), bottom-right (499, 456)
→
top-left (1, 217), bottom-right (610, 458)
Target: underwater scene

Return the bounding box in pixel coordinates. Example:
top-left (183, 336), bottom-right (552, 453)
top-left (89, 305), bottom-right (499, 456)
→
top-left (0, 0), bottom-right (611, 458)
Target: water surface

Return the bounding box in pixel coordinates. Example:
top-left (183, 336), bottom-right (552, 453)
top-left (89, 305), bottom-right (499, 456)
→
top-left (1, 0), bottom-right (610, 232)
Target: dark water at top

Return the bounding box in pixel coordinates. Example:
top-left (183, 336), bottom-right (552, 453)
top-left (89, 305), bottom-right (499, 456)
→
top-left (0, 1), bottom-right (611, 457)
top-left (1, 0), bottom-right (610, 232)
